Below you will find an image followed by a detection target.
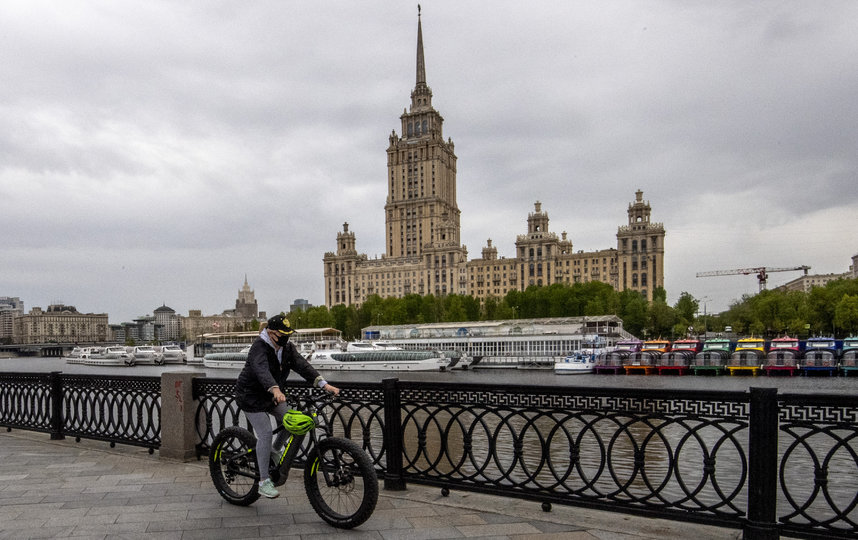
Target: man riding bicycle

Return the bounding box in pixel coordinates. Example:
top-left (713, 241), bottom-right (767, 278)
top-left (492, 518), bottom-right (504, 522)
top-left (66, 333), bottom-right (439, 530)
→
top-left (234, 313), bottom-right (339, 499)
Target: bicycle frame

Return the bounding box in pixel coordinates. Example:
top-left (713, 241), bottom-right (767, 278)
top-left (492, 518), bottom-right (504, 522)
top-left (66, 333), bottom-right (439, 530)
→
top-left (210, 392), bottom-right (379, 528)
top-left (269, 427), bottom-right (310, 486)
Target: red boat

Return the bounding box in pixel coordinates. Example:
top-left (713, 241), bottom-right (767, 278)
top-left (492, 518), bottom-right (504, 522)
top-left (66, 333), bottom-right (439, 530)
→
top-left (657, 339), bottom-right (702, 375)
top-left (763, 336), bottom-right (800, 376)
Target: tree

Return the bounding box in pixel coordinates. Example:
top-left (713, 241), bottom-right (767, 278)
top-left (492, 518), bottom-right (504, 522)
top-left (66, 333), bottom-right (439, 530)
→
top-left (673, 292), bottom-right (698, 324)
top-left (619, 289), bottom-right (647, 337)
top-left (647, 297), bottom-right (675, 338)
top-left (835, 294), bottom-right (858, 335)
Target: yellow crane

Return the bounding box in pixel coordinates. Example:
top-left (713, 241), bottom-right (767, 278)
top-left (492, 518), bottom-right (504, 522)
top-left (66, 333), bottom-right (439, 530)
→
top-left (696, 265), bottom-right (810, 292)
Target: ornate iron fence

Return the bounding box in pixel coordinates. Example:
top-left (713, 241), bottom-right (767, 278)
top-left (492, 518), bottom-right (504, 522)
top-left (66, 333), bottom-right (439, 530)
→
top-left (0, 371), bottom-right (160, 450)
top-left (61, 374), bottom-right (161, 449)
top-left (778, 393), bottom-right (858, 538)
top-left (0, 372), bottom-right (53, 433)
top-left (392, 381), bottom-right (751, 528)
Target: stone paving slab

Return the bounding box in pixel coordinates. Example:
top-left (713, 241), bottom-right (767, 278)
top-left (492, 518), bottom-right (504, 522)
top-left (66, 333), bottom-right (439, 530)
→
top-left (0, 430), bottom-right (744, 539)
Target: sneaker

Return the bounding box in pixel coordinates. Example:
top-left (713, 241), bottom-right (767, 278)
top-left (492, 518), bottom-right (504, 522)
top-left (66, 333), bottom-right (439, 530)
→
top-left (258, 478), bottom-right (280, 499)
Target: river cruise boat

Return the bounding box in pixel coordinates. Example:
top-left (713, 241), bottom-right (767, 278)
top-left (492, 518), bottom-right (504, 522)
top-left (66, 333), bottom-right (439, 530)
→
top-left (595, 339), bottom-right (642, 374)
top-left (197, 328), bottom-right (346, 359)
top-left (762, 336), bottom-right (800, 376)
top-left (625, 339), bottom-right (670, 375)
top-left (692, 338), bottom-right (733, 375)
top-left (728, 338), bottom-right (766, 376)
top-left (358, 316), bottom-right (629, 370)
top-left (203, 346), bottom-right (250, 369)
top-left (66, 347), bottom-right (97, 364)
top-left (130, 346), bottom-right (163, 365)
top-left (841, 337), bottom-right (858, 376)
top-left (306, 349), bottom-right (452, 371)
top-left (157, 344), bottom-right (187, 364)
top-left (85, 346), bottom-right (134, 366)
top-left (657, 339), bottom-right (702, 375)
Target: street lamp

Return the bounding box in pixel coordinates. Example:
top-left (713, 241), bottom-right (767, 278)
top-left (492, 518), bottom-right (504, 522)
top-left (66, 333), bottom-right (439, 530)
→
top-left (700, 296), bottom-right (711, 336)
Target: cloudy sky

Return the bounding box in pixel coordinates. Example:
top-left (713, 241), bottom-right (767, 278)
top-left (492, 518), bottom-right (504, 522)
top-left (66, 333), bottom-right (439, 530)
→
top-left (2, 1), bottom-right (857, 324)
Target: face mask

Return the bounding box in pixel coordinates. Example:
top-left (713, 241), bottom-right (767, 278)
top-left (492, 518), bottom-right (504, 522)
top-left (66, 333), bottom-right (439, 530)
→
top-left (272, 333), bottom-right (289, 346)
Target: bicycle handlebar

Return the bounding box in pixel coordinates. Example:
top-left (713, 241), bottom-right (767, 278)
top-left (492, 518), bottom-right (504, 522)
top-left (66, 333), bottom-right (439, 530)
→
top-left (285, 391), bottom-right (336, 411)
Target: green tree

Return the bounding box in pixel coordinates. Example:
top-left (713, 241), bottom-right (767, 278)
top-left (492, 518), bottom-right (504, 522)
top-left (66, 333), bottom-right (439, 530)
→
top-left (835, 294), bottom-right (858, 335)
top-left (618, 289), bottom-right (647, 337)
top-left (674, 292), bottom-right (698, 324)
top-left (647, 297), bottom-right (675, 338)
top-left (305, 306), bottom-right (334, 329)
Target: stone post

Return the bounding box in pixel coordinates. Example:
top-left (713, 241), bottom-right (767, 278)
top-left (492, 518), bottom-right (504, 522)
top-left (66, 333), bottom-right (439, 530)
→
top-left (159, 371), bottom-right (204, 461)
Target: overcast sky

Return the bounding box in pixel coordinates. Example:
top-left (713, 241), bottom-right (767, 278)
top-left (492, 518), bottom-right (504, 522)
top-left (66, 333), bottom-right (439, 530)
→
top-left (2, 1), bottom-right (857, 324)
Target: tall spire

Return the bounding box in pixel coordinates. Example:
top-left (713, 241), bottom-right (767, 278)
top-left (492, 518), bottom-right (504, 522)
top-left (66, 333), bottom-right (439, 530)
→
top-left (416, 5), bottom-right (426, 86)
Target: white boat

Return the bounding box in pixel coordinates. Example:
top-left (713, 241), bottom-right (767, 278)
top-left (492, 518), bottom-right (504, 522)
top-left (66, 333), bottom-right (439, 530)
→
top-left (66, 347), bottom-right (96, 364)
top-left (345, 341), bottom-right (378, 352)
top-left (203, 346), bottom-right (250, 369)
top-left (359, 316), bottom-right (628, 369)
top-left (157, 344), bottom-right (187, 364)
top-left (371, 341), bottom-right (403, 351)
top-left (555, 335), bottom-right (612, 374)
top-left (554, 352), bottom-right (596, 374)
top-left (131, 346), bottom-right (163, 365)
top-left (307, 349), bottom-right (452, 371)
top-left (86, 346), bottom-right (134, 366)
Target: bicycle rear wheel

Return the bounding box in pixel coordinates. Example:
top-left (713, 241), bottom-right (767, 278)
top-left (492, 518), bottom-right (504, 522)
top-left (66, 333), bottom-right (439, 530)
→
top-left (209, 426), bottom-right (260, 506)
top-left (304, 437), bottom-right (378, 529)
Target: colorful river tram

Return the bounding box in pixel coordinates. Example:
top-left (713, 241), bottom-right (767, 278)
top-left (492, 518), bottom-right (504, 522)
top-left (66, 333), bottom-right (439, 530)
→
top-left (593, 335), bottom-right (858, 376)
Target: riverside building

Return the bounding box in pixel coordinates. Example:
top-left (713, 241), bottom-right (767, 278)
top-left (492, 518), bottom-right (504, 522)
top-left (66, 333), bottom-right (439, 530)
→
top-left (323, 10), bottom-right (665, 308)
top-left (12, 304), bottom-right (108, 345)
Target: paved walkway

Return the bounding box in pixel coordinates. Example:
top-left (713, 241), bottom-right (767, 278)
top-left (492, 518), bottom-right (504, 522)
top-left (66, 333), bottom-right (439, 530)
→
top-left (0, 430), bottom-right (742, 539)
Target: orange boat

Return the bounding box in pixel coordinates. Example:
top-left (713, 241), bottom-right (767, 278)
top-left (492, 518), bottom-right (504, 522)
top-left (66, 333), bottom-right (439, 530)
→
top-left (625, 339), bottom-right (670, 375)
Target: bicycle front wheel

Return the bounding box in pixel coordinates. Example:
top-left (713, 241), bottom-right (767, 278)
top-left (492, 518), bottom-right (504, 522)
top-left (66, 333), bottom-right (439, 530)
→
top-left (209, 426), bottom-right (260, 506)
top-left (304, 437), bottom-right (378, 529)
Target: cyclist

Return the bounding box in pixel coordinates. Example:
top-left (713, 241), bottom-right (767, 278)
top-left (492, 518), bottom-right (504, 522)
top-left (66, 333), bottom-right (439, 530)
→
top-left (234, 313), bottom-right (339, 499)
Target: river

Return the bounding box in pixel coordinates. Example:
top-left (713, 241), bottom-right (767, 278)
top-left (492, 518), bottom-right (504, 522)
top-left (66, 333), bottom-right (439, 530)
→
top-left (2, 355), bottom-right (857, 394)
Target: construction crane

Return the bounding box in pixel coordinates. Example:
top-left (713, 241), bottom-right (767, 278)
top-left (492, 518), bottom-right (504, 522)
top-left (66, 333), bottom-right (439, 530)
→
top-left (696, 265), bottom-right (810, 292)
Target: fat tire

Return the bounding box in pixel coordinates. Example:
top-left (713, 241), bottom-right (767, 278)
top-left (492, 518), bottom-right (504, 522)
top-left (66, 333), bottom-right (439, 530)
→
top-left (209, 426), bottom-right (260, 506)
top-left (304, 437), bottom-right (378, 529)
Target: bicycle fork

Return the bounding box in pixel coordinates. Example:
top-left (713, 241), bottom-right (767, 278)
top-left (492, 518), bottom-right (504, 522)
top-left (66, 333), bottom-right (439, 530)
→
top-left (269, 432), bottom-right (305, 487)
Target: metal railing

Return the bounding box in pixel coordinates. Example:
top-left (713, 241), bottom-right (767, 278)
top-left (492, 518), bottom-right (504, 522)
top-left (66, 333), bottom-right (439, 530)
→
top-left (0, 371), bottom-right (161, 450)
top-left (3, 370), bottom-right (858, 538)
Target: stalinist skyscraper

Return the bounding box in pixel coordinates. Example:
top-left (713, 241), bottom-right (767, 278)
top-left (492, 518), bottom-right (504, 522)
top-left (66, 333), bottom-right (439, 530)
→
top-left (324, 8), bottom-right (469, 307)
top-left (323, 9), bottom-right (665, 308)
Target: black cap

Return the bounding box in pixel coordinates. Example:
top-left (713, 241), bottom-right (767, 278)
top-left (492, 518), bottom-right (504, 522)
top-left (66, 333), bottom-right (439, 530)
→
top-left (267, 313), bottom-right (294, 335)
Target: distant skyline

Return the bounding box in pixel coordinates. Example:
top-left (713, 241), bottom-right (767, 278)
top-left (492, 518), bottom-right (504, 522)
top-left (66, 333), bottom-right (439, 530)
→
top-left (2, 1), bottom-right (857, 324)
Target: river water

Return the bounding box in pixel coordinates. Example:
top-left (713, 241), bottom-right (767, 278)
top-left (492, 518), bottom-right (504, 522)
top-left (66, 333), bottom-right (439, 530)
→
top-left (3, 355), bottom-right (858, 394)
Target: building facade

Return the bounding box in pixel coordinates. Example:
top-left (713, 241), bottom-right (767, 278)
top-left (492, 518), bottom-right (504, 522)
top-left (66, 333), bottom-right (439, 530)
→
top-left (233, 276), bottom-right (259, 318)
top-left (779, 253), bottom-right (858, 293)
top-left (13, 304), bottom-right (108, 345)
top-left (323, 11), bottom-right (665, 308)
top-left (154, 305), bottom-right (181, 341)
top-left (0, 296), bottom-right (24, 342)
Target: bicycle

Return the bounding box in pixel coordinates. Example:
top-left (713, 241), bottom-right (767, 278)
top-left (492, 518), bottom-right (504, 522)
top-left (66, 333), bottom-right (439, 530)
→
top-left (208, 392), bottom-right (378, 529)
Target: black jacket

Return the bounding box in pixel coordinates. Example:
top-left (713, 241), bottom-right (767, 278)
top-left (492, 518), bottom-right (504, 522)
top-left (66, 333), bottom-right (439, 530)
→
top-left (234, 336), bottom-right (322, 413)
